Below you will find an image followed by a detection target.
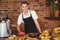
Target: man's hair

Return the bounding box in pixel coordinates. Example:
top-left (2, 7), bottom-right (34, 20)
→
top-left (21, 1), bottom-right (29, 6)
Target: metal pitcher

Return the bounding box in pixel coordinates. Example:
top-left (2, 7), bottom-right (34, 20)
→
top-left (0, 19), bottom-right (11, 37)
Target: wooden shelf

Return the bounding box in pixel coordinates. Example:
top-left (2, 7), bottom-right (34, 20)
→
top-left (44, 17), bottom-right (60, 20)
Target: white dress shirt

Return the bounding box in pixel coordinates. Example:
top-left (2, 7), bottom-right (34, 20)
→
top-left (17, 10), bottom-right (38, 25)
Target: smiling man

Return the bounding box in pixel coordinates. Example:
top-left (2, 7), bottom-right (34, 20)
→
top-left (17, 1), bottom-right (41, 34)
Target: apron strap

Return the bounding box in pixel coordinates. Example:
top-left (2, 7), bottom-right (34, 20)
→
top-left (22, 10), bottom-right (32, 19)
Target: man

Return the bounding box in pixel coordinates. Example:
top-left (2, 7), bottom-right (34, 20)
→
top-left (17, 1), bottom-right (41, 34)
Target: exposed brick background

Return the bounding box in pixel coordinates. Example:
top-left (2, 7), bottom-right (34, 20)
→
top-left (0, 0), bottom-right (59, 34)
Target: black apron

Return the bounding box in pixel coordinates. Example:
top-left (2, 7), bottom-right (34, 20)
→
top-left (22, 11), bottom-right (39, 34)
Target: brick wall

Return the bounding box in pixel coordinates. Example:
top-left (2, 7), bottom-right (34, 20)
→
top-left (0, 0), bottom-right (60, 34)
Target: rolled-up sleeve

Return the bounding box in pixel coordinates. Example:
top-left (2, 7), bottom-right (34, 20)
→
top-left (31, 10), bottom-right (38, 20)
top-left (17, 14), bottom-right (23, 25)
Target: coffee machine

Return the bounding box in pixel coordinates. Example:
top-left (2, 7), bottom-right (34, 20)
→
top-left (0, 11), bottom-right (11, 37)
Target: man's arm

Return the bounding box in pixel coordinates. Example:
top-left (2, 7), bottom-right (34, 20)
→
top-left (17, 14), bottom-right (22, 32)
top-left (17, 24), bottom-right (21, 32)
top-left (34, 19), bottom-right (41, 33)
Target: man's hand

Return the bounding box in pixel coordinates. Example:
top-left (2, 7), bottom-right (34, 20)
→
top-left (18, 32), bottom-right (26, 36)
